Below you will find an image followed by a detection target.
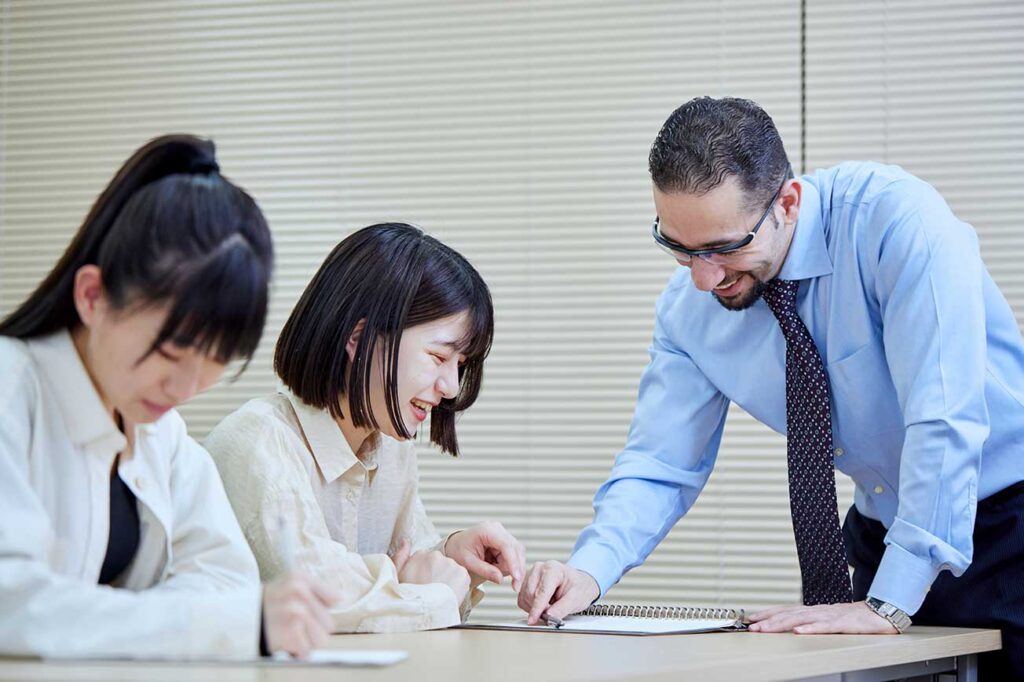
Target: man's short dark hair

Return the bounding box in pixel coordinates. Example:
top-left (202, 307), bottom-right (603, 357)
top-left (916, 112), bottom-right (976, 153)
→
top-left (275, 223), bottom-right (493, 457)
top-left (648, 96), bottom-right (791, 210)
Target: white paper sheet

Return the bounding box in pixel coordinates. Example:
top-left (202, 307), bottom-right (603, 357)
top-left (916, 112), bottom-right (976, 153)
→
top-left (271, 649), bottom-right (408, 666)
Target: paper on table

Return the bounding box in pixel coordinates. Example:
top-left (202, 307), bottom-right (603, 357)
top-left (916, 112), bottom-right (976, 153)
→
top-left (270, 649), bottom-right (408, 666)
top-left (49, 649), bottom-right (410, 667)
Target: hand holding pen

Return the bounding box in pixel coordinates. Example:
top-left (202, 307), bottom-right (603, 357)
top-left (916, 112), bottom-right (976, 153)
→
top-left (541, 613), bottom-right (565, 629)
top-left (518, 560), bottom-right (601, 625)
top-left (261, 515), bottom-right (341, 658)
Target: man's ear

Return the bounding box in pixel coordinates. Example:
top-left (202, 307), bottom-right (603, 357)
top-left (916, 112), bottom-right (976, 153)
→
top-left (345, 319), bottom-right (367, 362)
top-left (73, 265), bottom-right (106, 328)
top-left (780, 177), bottom-right (802, 227)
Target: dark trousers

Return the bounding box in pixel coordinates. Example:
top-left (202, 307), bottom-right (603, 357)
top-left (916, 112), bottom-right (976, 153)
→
top-left (843, 481), bottom-right (1024, 681)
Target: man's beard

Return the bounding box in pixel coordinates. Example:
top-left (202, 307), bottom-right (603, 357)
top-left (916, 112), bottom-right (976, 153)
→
top-left (713, 276), bottom-right (768, 311)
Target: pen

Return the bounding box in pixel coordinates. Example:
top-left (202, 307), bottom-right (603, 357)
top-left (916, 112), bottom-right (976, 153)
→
top-left (277, 514), bottom-right (296, 572)
top-left (272, 515), bottom-right (300, 661)
top-left (541, 613), bottom-right (564, 629)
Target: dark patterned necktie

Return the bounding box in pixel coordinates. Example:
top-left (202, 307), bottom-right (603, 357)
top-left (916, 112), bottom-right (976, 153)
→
top-left (762, 278), bottom-right (853, 606)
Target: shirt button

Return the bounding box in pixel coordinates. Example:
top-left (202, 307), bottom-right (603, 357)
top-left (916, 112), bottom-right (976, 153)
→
top-left (134, 477), bottom-right (144, 490)
top-left (834, 448), bottom-right (844, 457)
top-left (874, 485), bottom-right (884, 495)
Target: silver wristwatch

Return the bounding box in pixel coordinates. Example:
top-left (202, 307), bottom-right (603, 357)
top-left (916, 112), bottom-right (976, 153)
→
top-left (865, 597), bottom-right (912, 633)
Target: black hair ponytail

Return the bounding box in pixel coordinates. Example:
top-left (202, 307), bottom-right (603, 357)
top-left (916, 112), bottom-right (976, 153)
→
top-left (0, 134), bottom-right (273, 364)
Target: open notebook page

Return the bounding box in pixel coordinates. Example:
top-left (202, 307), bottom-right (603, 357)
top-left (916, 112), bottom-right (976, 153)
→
top-left (463, 614), bottom-right (741, 635)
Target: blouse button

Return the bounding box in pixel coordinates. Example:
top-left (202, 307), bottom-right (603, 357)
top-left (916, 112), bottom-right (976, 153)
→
top-left (873, 485), bottom-right (884, 495)
top-left (134, 477), bottom-right (144, 490)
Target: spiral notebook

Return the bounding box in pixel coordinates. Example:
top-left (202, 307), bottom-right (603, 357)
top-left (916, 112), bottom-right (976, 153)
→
top-left (461, 603), bottom-right (748, 636)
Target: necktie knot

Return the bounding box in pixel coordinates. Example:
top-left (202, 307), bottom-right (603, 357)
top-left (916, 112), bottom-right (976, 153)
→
top-left (762, 278), bottom-right (800, 319)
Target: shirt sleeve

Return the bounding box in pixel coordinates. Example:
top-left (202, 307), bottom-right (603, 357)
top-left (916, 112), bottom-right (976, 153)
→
top-left (0, 358), bottom-right (261, 661)
top-left (567, 284), bottom-right (731, 596)
top-left (206, 412), bottom-right (461, 633)
top-left (147, 415), bottom-right (264, 653)
top-left (390, 447), bottom-right (484, 620)
top-left (865, 181), bottom-right (991, 615)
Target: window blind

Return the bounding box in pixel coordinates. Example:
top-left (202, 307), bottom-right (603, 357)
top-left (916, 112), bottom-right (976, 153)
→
top-left (6, 1), bottom-right (1016, 624)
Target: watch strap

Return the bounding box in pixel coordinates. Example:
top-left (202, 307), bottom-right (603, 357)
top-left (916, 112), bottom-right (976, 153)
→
top-left (866, 597), bottom-right (912, 633)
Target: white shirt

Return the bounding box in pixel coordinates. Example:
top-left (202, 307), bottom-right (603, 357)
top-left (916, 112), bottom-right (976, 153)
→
top-left (205, 391), bottom-right (475, 633)
top-left (0, 331), bottom-right (262, 660)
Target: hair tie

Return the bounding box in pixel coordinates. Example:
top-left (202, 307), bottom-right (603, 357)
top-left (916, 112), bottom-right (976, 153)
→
top-left (189, 157), bottom-right (220, 175)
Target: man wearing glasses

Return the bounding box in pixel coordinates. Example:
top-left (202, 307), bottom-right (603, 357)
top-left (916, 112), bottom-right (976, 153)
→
top-left (519, 96), bottom-right (1024, 679)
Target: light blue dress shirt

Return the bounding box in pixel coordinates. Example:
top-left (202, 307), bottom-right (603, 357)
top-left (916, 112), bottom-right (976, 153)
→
top-left (568, 162), bottom-right (1024, 615)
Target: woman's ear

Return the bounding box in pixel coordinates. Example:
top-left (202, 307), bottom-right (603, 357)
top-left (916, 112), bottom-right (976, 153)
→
top-left (73, 265), bottom-right (107, 328)
top-left (345, 319), bottom-right (367, 362)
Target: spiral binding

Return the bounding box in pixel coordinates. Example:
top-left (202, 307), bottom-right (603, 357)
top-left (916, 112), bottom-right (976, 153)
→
top-left (577, 603), bottom-right (742, 621)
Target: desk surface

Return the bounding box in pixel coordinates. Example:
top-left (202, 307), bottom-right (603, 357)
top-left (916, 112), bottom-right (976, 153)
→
top-left (0, 626), bottom-right (1000, 682)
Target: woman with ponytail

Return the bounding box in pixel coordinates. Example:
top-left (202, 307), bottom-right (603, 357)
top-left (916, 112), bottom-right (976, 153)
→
top-left (0, 135), bottom-right (337, 660)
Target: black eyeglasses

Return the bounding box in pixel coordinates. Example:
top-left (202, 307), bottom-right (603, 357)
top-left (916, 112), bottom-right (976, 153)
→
top-left (652, 167), bottom-right (791, 262)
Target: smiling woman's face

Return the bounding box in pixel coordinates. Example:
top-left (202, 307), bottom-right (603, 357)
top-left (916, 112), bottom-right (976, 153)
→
top-left (380, 312), bottom-right (468, 440)
top-left (72, 265), bottom-right (227, 424)
top-left (343, 311), bottom-right (470, 445)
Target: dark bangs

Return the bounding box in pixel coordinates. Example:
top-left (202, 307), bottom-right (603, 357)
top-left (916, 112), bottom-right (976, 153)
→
top-left (146, 235), bottom-right (269, 366)
top-left (404, 236), bottom-right (494, 456)
top-left (100, 173), bottom-right (273, 367)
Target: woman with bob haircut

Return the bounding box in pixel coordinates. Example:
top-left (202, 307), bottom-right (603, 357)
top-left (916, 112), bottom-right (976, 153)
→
top-left (0, 135), bottom-right (337, 660)
top-left (206, 222), bottom-right (526, 632)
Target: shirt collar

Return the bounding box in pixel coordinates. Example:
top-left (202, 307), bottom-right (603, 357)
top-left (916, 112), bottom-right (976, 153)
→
top-left (281, 389), bottom-right (380, 484)
top-left (776, 178), bottom-right (833, 282)
top-left (26, 330), bottom-right (127, 457)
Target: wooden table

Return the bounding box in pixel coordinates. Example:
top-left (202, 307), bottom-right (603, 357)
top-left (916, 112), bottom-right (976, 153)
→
top-left (0, 626), bottom-right (1000, 682)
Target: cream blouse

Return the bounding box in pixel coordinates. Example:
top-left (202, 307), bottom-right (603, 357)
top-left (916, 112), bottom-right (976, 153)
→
top-left (206, 390), bottom-right (479, 633)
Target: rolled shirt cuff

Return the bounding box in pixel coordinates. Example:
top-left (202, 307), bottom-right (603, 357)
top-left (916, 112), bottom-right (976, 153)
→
top-left (327, 580), bottom-right (463, 633)
top-left (866, 543), bottom-right (940, 616)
